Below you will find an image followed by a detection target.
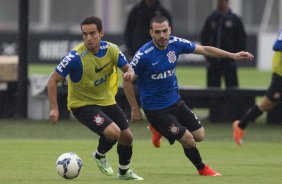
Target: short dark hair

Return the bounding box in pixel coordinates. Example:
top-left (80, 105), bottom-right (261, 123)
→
top-left (150, 15), bottom-right (169, 29)
top-left (81, 16), bottom-right (103, 32)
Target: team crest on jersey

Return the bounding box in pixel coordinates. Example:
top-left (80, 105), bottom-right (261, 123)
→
top-left (167, 51), bottom-right (176, 63)
top-left (93, 114), bottom-right (104, 126)
top-left (168, 124), bottom-right (179, 135)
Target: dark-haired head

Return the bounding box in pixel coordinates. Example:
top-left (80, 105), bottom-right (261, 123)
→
top-left (80, 16), bottom-right (104, 53)
top-left (81, 16), bottom-right (103, 32)
top-left (150, 15), bottom-right (169, 29)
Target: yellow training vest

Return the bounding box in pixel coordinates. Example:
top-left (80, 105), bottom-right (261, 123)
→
top-left (272, 51), bottom-right (282, 77)
top-left (67, 42), bottom-right (119, 109)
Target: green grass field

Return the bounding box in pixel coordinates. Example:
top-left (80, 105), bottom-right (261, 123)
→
top-left (0, 64), bottom-right (280, 183)
top-left (0, 119), bottom-right (282, 184)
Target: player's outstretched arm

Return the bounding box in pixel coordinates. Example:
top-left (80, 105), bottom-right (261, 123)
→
top-left (194, 45), bottom-right (254, 61)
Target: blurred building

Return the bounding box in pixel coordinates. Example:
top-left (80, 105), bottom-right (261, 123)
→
top-left (1, 0), bottom-right (281, 34)
top-left (0, 0), bottom-right (282, 69)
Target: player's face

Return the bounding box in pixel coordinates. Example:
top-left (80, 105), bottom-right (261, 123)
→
top-left (217, 0), bottom-right (229, 12)
top-left (150, 21), bottom-right (171, 49)
top-left (81, 24), bottom-right (103, 53)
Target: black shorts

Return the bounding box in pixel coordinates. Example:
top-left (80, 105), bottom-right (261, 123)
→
top-left (265, 73), bottom-right (282, 102)
top-left (71, 104), bottom-right (128, 136)
top-left (144, 100), bottom-right (202, 145)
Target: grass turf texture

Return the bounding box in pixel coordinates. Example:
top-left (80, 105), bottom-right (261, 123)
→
top-left (2, 65), bottom-right (276, 183)
top-left (0, 119), bottom-right (282, 184)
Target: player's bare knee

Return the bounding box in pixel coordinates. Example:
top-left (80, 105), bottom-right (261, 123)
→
top-left (260, 102), bottom-right (275, 111)
top-left (195, 132), bottom-right (205, 142)
top-left (119, 128), bottom-right (133, 146)
top-left (179, 131), bottom-right (196, 148)
top-left (112, 130), bottom-right (121, 140)
top-left (259, 96), bottom-right (276, 111)
top-left (104, 123), bottom-right (121, 140)
top-left (194, 134), bottom-right (205, 142)
top-left (192, 127), bottom-right (205, 142)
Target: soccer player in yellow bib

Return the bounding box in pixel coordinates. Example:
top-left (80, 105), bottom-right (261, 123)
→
top-left (233, 30), bottom-right (282, 145)
top-left (47, 16), bottom-right (143, 180)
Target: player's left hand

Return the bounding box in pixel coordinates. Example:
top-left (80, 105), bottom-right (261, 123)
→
top-left (122, 72), bottom-right (134, 81)
top-left (233, 51), bottom-right (254, 61)
top-left (131, 108), bottom-right (143, 122)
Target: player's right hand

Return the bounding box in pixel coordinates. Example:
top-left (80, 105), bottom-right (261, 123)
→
top-left (49, 109), bottom-right (59, 125)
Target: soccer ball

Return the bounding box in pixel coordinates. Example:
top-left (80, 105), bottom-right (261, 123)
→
top-left (56, 152), bottom-right (83, 179)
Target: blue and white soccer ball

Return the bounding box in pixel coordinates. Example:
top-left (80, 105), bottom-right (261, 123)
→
top-left (56, 152), bottom-right (83, 179)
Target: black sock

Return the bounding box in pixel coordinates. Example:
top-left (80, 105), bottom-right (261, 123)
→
top-left (95, 136), bottom-right (117, 159)
top-left (239, 105), bottom-right (263, 129)
top-left (117, 144), bottom-right (132, 175)
top-left (183, 146), bottom-right (205, 170)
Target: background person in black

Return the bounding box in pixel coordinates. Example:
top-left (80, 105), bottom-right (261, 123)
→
top-left (200, 0), bottom-right (246, 88)
top-left (124, 0), bottom-right (172, 58)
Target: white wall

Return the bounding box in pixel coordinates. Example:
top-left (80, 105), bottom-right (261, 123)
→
top-left (95, 0), bottom-right (122, 33)
top-left (257, 32), bottom-right (276, 71)
top-left (229, 0), bottom-right (242, 15)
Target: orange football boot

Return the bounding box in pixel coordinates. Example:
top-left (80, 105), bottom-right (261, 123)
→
top-left (147, 124), bottom-right (162, 148)
top-left (232, 120), bottom-right (244, 145)
top-left (198, 165), bottom-right (222, 176)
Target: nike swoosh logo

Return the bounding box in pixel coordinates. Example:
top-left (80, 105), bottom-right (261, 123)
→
top-left (152, 61), bottom-right (159, 65)
top-left (95, 62), bottom-right (110, 73)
